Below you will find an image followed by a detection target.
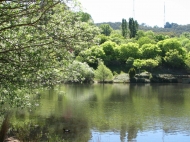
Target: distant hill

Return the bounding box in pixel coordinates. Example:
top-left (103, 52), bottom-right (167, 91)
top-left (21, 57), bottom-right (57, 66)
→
top-left (95, 22), bottom-right (190, 36)
top-left (96, 22), bottom-right (122, 30)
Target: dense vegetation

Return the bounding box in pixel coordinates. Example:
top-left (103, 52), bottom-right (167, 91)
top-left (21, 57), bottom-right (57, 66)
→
top-left (80, 23), bottom-right (190, 76)
top-left (1, 0), bottom-right (190, 141)
top-left (1, 0), bottom-right (190, 113)
top-left (0, 0), bottom-right (100, 112)
top-left (96, 22), bottom-right (190, 36)
top-left (0, 0), bottom-right (190, 111)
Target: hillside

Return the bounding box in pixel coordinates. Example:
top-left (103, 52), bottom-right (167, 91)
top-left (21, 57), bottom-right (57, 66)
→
top-left (95, 22), bottom-right (190, 36)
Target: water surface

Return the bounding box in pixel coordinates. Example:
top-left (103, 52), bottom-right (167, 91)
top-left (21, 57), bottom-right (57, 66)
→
top-left (12, 83), bottom-right (190, 142)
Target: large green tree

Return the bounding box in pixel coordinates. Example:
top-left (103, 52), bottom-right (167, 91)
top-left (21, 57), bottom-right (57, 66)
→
top-left (129, 18), bottom-right (138, 38)
top-left (140, 44), bottom-right (161, 59)
top-left (100, 41), bottom-right (119, 64)
top-left (94, 62), bottom-right (113, 82)
top-left (157, 38), bottom-right (186, 57)
top-left (78, 45), bottom-right (105, 68)
top-left (0, 1), bottom-right (99, 110)
top-left (122, 18), bottom-right (127, 38)
top-left (99, 24), bottom-right (113, 36)
top-left (119, 42), bottom-right (140, 62)
top-left (164, 49), bottom-right (185, 68)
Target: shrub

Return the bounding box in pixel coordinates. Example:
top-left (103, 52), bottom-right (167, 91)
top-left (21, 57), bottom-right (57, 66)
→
top-left (128, 68), bottom-right (136, 79)
top-left (63, 61), bottom-right (94, 83)
top-left (94, 62), bottom-right (113, 82)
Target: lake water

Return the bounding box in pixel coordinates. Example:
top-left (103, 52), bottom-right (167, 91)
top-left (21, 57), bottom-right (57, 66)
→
top-left (12, 83), bottom-right (190, 142)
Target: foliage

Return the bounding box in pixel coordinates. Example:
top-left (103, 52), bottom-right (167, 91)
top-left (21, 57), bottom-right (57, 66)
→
top-left (94, 62), bottom-right (113, 82)
top-left (100, 41), bottom-right (119, 64)
top-left (138, 37), bottom-right (155, 47)
top-left (78, 12), bottom-right (93, 23)
top-left (144, 30), bottom-right (155, 39)
top-left (126, 57), bottom-right (135, 68)
top-left (122, 18), bottom-right (128, 38)
top-left (181, 32), bottom-right (190, 39)
top-left (155, 34), bottom-right (166, 42)
top-left (119, 43), bottom-right (140, 62)
top-left (164, 49), bottom-right (185, 68)
top-left (96, 22), bottom-right (190, 36)
top-left (133, 59), bottom-right (146, 73)
top-left (158, 38), bottom-right (184, 57)
top-left (109, 33), bottom-right (125, 45)
top-left (154, 55), bottom-right (162, 65)
top-left (95, 22), bottom-right (121, 30)
top-left (140, 44), bottom-right (161, 59)
top-left (99, 24), bottom-right (113, 36)
top-left (0, 0), bottom-right (63, 110)
top-left (136, 30), bottom-right (145, 40)
top-left (0, 1), bottom-right (100, 110)
top-left (185, 53), bottom-right (190, 72)
top-left (128, 68), bottom-right (136, 79)
top-left (63, 61), bottom-right (94, 83)
top-left (129, 18), bottom-right (138, 38)
top-left (97, 34), bottom-right (109, 44)
top-left (180, 37), bottom-right (190, 52)
top-left (133, 58), bottom-right (159, 72)
top-left (143, 59), bottom-right (159, 70)
top-left (78, 46), bottom-right (105, 68)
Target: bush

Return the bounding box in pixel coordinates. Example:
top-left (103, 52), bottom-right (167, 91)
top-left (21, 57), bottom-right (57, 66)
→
top-left (128, 68), bottom-right (136, 79)
top-left (63, 61), bottom-right (94, 83)
top-left (94, 62), bottom-right (113, 82)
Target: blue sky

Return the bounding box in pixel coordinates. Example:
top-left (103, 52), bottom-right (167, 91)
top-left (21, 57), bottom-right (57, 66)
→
top-left (78, 0), bottom-right (190, 27)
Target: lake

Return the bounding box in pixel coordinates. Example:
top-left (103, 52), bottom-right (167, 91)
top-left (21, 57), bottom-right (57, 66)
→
top-left (12, 83), bottom-right (190, 142)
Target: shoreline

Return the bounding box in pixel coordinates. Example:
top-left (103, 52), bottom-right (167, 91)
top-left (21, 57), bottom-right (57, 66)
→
top-left (112, 73), bottom-right (190, 83)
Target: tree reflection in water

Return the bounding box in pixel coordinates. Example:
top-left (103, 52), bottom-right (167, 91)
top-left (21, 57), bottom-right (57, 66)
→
top-left (7, 115), bottom-right (90, 142)
top-left (6, 84), bottom-right (190, 141)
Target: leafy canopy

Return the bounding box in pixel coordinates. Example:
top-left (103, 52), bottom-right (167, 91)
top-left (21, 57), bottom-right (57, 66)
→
top-left (94, 62), bottom-right (113, 82)
top-left (0, 0), bottom-right (100, 110)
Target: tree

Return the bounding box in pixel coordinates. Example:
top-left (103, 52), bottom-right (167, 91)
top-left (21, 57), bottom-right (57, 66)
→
top-left (129, 18), bottom-right (138, 38)
top-left (109, 32), bottom-right (125, 45)
top-left (155, 34), bottom-right (166, 42)
top-left (122, 18), bottom-right (128, 38)
top-left (119, 42), bottom-right (140, 62)
top-left (78, 45), bottom-right (105, 68)
top-left (144, 30), bottom-right (155, 39)
top-left (0, 0), bottom-right (60, 32)
top-left (94, 62), bottom-right (113, 82)
top-left (126, 57), bottom-right (135, 68)
top-left (97, 34), bottom-right (109, 44)
top-left (164, 49), bottom-right (185, 68)
top-left (144, 59), bottom-right (159, 71)
top-left (138, 37), bottom-right (155, 47)
top-left (63, 61), bottom-right (94, 83)
top-left (100, 41), bottom-right (119, 64)
top-left (140, 44), bottom-right (161, 59)
top-left (0, 1), bottom-right (100, 110)
top-left (164, 22), bottom-right (172, 28)
top-left (128, 68), bottom-right (136, 79)
top-left (78, 12), bottom-right (94, 23)
top-left (185, 52), bottom-right (190, 72)
top-left (99, 24), bottom-right (113, 36)
top-left (136, 30), bottom-right (145, 40)
top-left (0, 0), bottom-right (63, 110)
top-left (133, 59), bottom-right (146, 73)
top-left (158, 38), bottom-right (185, 57)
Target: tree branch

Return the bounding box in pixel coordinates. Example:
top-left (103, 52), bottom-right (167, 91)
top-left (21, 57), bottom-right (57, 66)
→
top-left (0, 1), bottom-right (60, 31)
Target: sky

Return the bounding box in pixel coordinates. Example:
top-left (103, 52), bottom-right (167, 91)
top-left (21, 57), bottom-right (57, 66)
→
top-left (78, 0), bottom-right (190, 27)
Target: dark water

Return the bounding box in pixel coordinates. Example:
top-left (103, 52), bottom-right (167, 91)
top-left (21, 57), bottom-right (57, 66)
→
top-left (12, 83), bottom-right (190, 142)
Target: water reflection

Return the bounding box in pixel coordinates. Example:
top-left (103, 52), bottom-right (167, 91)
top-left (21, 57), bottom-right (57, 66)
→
top-left (10, 83), bottom-right (190, 141)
